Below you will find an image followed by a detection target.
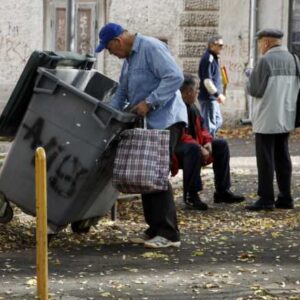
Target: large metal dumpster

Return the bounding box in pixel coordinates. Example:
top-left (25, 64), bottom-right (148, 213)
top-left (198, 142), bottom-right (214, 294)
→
top-left (0, 51), bottom-right (135, 231)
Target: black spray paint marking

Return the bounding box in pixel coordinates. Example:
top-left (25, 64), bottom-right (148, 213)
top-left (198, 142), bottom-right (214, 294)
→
top-left (22, 117), bottom-right (88, 198)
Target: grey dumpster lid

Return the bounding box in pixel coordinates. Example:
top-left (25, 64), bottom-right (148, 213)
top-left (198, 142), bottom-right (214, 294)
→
top-left (0, 50), bottom-right (95, 139)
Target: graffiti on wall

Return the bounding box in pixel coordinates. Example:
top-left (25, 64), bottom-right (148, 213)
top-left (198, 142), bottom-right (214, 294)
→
top-left (76, 8), bottom-right (92, 55)
top-left (55, 8), bottom-right (67, 51)
top-left (221, 40), bottom-right (249, 86)
top-left (0, 22), bottom-right (32, 83)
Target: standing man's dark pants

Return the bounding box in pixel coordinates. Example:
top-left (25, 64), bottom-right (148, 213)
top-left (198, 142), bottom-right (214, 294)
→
top-left (175, 138), bottom-right (231, 198)
top-left (212, 139), bottom-right (231, 192)
top-left (141, 123), bottom-right (184, 242)
top-left (255, 133), bottom-right (292, 204)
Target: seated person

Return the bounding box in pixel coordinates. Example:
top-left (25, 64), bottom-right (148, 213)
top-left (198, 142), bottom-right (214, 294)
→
top-left (172, 74), bottom-right (245, 210)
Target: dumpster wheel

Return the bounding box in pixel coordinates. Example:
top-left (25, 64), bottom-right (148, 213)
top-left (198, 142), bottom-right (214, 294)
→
top-left (71, 221), bottom-right (91, 234)
top-left (0, 203), bottom-right (13, 224)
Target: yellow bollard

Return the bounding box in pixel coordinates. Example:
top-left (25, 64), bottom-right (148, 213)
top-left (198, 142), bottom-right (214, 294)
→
top-left (35, 147), bottom-right (48, 300)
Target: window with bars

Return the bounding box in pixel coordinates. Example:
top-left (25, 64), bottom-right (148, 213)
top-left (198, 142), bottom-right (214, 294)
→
top-left (45, 0), bottom-right (97, 55)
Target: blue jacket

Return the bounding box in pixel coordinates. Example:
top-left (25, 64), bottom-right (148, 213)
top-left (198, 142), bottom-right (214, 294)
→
top-left (110, 33), bottom-right (188, 129)
top-left (198, 49), bottom-right (222, 101)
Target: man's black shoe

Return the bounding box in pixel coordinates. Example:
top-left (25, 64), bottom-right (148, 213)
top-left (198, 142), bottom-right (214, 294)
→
top-left (185, 193), bottom-right (208, 211)
top-left (275, 196), bottom-right (294, 209)
top-left (185, 200), bottom-right (208, 211)
top-left (214, 190), bottom-right (245, 204)
top-left (245, 199), bottom-right (274, 211)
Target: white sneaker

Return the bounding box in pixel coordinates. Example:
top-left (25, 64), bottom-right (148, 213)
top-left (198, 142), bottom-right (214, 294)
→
top-left (144, 235), bottom-right (181, 248)
top-left (130, 232), bottom-right (151, 244)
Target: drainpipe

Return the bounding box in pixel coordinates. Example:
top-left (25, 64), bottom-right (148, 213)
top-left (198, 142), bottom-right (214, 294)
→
top-left (67, 0), bottom-right (75, 51)
top-left (240, 0), bottom-right (257, 125)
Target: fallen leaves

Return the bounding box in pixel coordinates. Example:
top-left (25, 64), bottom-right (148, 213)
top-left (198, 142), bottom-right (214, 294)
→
top-left (238, 252), bottom-right (256, 262)
top-left (218, 125), bottom-right (253, 139)
top-left (203, 282), bottom-right (220, 289)
top-left (141, 252), bottom-right (169, 260)
top-left (218, 125), bottom-right (300, 141)
top-left (100, 291), bottom-right (111, 297)
top-left (0, 134), bottom-right (300, 299)
top-left (192, 249), bottom-right (204, 256)
top-left (251, 284), bottom-right (278, 300)
top-left (25, 278), bottom-right (37, 286)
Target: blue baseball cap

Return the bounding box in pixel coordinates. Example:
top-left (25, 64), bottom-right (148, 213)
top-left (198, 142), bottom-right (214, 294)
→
top-left (95, 23), bottom-right (125, 53)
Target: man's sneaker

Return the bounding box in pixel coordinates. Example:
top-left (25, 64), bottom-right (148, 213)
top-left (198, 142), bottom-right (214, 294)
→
top-left (184, 193), bottom-right (208, 211)
top-left (144, 236), bottom-right (181, 248)
top-left (130, 232), bottom-right (151, 244)
top-left (214, 190), bottom-right (245, 204)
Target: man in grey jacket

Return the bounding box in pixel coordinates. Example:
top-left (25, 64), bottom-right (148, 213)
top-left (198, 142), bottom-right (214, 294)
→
top-left (246, 28), bottom-right (299, 211)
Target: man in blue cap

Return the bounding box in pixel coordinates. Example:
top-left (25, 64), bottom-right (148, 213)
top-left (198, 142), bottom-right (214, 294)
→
top-left (95, 23), bottom-right (125, 55)
top-left (246, 28), bottom-right (299, 211)
top-left (95, 23), bottom-right (188, 248)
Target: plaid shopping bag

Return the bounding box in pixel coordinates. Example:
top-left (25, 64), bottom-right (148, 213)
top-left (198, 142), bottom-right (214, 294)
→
top-left (112, 127), bottom-right (170, 194)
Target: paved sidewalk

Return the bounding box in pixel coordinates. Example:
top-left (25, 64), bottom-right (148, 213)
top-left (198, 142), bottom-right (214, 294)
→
top-left (0, 137), bottom-right (300, 299)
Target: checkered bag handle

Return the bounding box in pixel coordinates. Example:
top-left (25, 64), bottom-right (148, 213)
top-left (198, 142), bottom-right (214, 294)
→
top-left (135, 117), bottom-right (147, 129)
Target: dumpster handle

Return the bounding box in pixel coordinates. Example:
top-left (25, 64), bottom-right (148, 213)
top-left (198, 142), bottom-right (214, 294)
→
top-left (34, 86), bottom-right (58, 95)
top-left (92, 103), bottom-right (113, 129)
top-left (34, 73), bottom-right (59, 95)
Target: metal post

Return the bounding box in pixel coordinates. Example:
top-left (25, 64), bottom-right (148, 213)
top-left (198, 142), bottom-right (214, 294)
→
top-left (249, 0), bottom-right (257, 69)
top-left (241, 0), bottom-right (257, 125)
top-left (67, 0), bottom-right (76, 52)
top-left (35, 147), bottom-right (48, 300)
top-left (111, 202), bottom-right (118, 221)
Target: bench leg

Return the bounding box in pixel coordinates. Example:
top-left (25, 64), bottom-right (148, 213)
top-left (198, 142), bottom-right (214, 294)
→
top-left (111, 202), bottom-right (118, 221)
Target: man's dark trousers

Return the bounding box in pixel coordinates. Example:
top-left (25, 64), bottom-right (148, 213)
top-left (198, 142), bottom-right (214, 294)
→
top-left (255, 133), bottom-right (292, 203)
top-left (175, 138), bottom-right (231, 198)
top-left (141, 123), bottom-right (184, 242)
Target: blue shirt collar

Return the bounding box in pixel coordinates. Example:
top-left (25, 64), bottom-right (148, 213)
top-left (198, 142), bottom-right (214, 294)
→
top-left (131, 33), bottom-right (142, 54)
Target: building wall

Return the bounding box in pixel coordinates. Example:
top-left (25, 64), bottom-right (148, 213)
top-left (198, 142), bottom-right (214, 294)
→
top-left (258, 0), bottom-right (290, 42)
top-left (179, 0), bottom-right (219, 74)
top-left (102, 0), bottom-right (183, 81)
top-left (102, 0), bottom-right (250, 125)
top-left (221, 0), bottom-right (289, 124)
top-left (218, 0), bottom-right (250, 124)
top-left (0, 0), bottom-right (292, 126)
top-left (101, 0), bottom-right (290, 126)
top-left (0, 0), bottom-right (43, 112)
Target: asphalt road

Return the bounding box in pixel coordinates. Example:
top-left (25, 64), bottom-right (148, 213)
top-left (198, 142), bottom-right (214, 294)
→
top-left (0, 137), bottom-right (300, 300)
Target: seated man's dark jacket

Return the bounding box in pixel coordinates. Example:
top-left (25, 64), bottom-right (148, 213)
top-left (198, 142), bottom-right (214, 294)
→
top-left (171, 103), bottom-right (213, 176)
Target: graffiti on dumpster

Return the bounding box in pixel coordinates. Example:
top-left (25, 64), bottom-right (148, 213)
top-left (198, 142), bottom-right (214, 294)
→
top-left (49, 155), bottom-right (88, 198)
top-left (22, 117), bottom-right (88, 198)
top-left (23, 118), bottom-right (44, 149)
